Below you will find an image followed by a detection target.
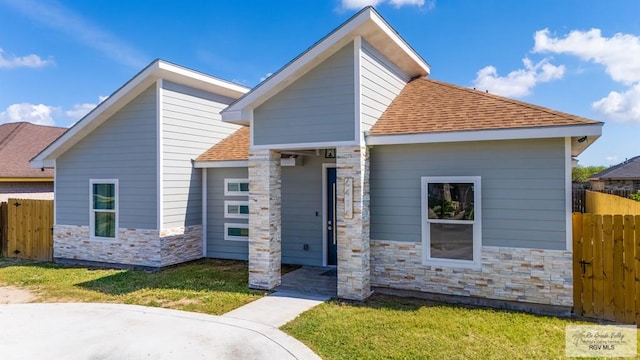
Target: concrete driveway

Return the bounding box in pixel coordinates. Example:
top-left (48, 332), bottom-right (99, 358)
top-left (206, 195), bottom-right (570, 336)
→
top-left (0, 303), bottom-right (321, 360)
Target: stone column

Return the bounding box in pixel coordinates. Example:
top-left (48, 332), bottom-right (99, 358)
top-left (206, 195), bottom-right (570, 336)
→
top-left (248, 149), bottom-right (282, 290)
top-left (336, 145), bottom-right (372, 300)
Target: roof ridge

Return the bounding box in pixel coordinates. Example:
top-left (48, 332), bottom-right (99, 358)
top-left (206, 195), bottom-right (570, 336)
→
top-left (591, 154), bottom-right (640, 178)
top-left (421, 77), bottom-right (599, 124)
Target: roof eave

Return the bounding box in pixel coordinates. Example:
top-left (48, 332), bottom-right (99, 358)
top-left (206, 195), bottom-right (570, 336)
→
top-left (194, 160), bottom-right (249, 168)
top-left (221, 6), bottom-right (429, 125)
top-left (366, 123), bottom-right (603, 150)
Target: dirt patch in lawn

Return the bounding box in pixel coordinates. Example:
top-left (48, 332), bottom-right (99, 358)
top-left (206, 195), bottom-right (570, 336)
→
top-left (0, 286), bottom-right (36, 304)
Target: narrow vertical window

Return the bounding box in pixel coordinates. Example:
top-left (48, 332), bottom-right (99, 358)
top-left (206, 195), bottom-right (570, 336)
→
top-left (90, 179), bottom-right (118, 239)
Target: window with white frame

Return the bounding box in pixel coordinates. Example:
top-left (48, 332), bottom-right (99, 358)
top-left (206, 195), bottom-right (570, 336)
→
top-left (224, 223), bottom-right (249, 241)
top-left (421, 176), bottom-right (481, 269)
top-left (224, 178), bottom-right (249, 196)
top-left (90, 179), bottom-right (118, 240)
top-left (224, 200), bottom-right (249, 219)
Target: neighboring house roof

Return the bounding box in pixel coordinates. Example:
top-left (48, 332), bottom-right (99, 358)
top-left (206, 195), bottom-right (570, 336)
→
top-left (30, 59), bottom-right (250, 169)
top-left (222, 6), bottom-right (430, 125)
top-left (369, 78), bottom-right (600, 135)
top-left (0, 122), bottom-right (66, 179)
top-left (590, 156), bottom-right (640, 180)
top-left (196, 127), bottom-right (249, 162)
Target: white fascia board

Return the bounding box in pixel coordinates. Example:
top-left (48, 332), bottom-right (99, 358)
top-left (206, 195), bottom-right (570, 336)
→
top-left (250, 140), bottom-right (359, 151)
top-left (366, 124), bottom-right (603, 146)
top-left (194, 160), bottom-right (249, 168)
top-left (156, 61), bottom-right (249, 99)
top-left (30, 159), bottom-right (55, 169)
top-left (31, 61), bottom-right (163, 166)
top-left (222, 7), bottom-right (429, 125)
top-left (368, 10), bottom-right (430, 75)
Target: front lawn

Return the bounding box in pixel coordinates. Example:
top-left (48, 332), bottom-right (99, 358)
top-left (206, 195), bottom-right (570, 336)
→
top-left (0, 258), bottom-right (263, 314)
top-left (282, 294), bottom-right (628, 360)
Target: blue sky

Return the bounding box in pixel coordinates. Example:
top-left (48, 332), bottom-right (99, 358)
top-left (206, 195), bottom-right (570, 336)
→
top-left (0, 0), bottom-right (638, 166)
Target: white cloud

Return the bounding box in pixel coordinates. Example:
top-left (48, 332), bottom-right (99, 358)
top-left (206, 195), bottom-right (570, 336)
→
top-left (2, 0), bottom-right (146, 69)
top-left (592, 83), bottom-right (640, 123)
top-left (0, 48), bottom-right (53, 69)
top-left (534, 28), bottom-right (640, 123)
top-left (0, 96), bottom-right (107, 126)
top-left (339, 0), bottom-right (431, 10)
top-left (605, 155), bottom-right (619, 163)
top-left (64, 96), bottom-right (107, 120)
top-left (472, 58), bottom-right (565, 98)
top-left (259, 72), bottom-right (273, 82)
top-left (0, 103), bottom-right (57, 126)
top-left (533, 28), bottom-right (640, 84)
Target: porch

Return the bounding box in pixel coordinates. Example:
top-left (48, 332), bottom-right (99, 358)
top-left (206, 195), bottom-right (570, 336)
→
top-left (276, 266), bottom-right (338, 298)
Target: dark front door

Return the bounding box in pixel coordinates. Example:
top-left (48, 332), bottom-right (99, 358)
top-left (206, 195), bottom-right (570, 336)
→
top-left (327, 167), bottom-right (337, 266)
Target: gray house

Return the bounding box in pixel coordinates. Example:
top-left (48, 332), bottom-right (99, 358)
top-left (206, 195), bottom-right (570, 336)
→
top-left (33, 7), bottom-right (602, 309)
top-left (589, 155), bottom-right (640, 192)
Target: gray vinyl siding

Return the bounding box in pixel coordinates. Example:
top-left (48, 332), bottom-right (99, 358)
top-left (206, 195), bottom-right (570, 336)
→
top-left (205, 156), bottom-right (334, 265)
top-left (206, 167), bottom-right (249, 260)
top-left (360, 41), bottom-right (408, 132)
top-left (370, 138), bottom-right (567, 250)
top-left (56, 85), bottom-right (157, 229)
top-left (281, 155), bottom-right (335, 266)
top-left (253, 43), bottom-right (355, 146)
top-left (161, 81), bottom-right (239, 229)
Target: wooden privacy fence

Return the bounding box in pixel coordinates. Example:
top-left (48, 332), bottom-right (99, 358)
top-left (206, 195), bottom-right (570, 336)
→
top-left (0, 199), bottom-right (53, 261)
top-left (573, 213), bottom-right (640, 324)
top-left (585, 190), bottom-right (640, 215)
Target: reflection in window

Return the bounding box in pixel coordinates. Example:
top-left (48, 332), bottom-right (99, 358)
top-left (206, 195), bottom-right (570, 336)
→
top-left (422, 177), bottom-right (481, 268)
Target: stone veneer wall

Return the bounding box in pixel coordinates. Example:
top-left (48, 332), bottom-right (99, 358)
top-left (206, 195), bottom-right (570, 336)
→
top-left (336, 146), bottom-right (372, 300)
top-left (247, 149), bottom-right (282, 290)
top-left (371, 240), bottom-right (572, 307)
top-left (54, 224), bottom-right (202, 268)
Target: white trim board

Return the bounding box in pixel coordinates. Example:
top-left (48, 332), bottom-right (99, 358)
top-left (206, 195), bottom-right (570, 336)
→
top-left (194, 160), bottom-right (249, 168)
top-left (366, 124), bottom-right (603, 147)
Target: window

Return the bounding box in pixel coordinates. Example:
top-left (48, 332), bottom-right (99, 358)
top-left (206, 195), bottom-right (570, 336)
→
top-left (421, 176), bottom-right (481, 269)
top-left (224, 179), bottom-right (249, 196)
top-left (224, 223), bottom-right (249, 241)
top-left (90, 179), bottom-right (118, 240)
top-left (224, 200), bottom-right (249, 219)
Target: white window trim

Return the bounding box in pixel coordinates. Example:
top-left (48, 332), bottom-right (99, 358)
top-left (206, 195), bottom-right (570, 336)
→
top-left (224, 200), bottom-right (249, 219)
top-left (224, 223), bottom-right (249, 242)
top-left (224, 178), bottom-right (249, 196)
top-left (421, 176), bottom-right (481, 270)
top-left (89, 179), bottom-right (119, 241)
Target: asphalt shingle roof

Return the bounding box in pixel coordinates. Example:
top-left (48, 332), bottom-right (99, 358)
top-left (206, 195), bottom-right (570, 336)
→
top-left (369, 77), bottom-right (600, 135)
top-left (196, 127), bottom-right (249, 162)
top-left (0, 122), bottom-right (66, 178)
top-left (590, 156), bottom-right (640, 180)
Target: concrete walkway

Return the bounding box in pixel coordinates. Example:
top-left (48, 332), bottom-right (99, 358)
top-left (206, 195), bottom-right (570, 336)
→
top-left (0, 302), bottom-right (322, 360)
top-left (223, 290), bottom-right (330, 327)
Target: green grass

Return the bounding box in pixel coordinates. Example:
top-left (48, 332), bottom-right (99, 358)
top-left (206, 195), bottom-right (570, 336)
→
top-left (0, 258), bottom-right (264, 314)
top-left (282, 294), bottom-right (635, 360)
